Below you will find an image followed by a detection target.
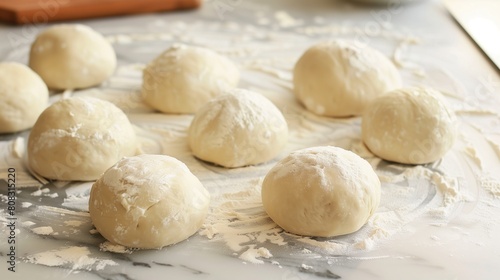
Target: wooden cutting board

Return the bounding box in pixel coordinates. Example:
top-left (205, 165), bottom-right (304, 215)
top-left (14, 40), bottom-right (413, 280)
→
top-left (0, 0), bottom-right (202, 25)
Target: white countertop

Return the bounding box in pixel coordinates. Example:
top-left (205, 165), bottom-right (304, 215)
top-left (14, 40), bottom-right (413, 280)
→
top-left (1, 0), bottom-right (500, 279)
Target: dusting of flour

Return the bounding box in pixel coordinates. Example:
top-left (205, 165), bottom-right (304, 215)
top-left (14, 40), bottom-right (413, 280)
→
top-left (25, 246), bottom-right (117, 271)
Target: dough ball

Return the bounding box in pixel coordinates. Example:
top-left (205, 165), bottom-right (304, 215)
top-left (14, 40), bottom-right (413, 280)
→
top-left (293, 40), bottom-right (401, 117)
top-left (0, 62), bottom-right (48, 133)
top-left (142, 44), bottom-right (239, 114)
top-left (262, 146), bottom-right (380, 237)
top-left (28, 97), bottom-right (137, 181)
top-left (188, 89), bottom-right (288, 168)
top-left (29, 24), bottom-right (116, 90)
top-left (362, 87), bottom-right (457, 164)
top-left (89, 154), bottom-right (210, 249)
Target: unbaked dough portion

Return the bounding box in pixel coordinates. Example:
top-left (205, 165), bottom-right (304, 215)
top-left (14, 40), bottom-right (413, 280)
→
top-left (29, 24), bottom-right (116, 90)
top-left (362, 87), bottom-right (457, 164)
top-left (188, 89), bottom-right (288, 168)
top-left (89, 154), bottom-right (210, 249)
top-left (28, 97), bottom-right (137, 181)
top-left (262, 146), bottom-right (380, 237)
top-left (293, 40), bottom-right (401, 117)
top-left (142, 44), bottom-right (239, 114)
top-left (0, 62), bottom-right (48, 133)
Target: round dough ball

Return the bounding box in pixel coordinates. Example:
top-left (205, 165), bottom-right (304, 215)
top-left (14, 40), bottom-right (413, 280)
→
top-left (262, 146), bottom-right (380, 237)
top-left (28, 97), bottom-right (137, 181)
top-left (362, 87), bottom-right (457, 164)
top-left (0, 62), bottom-right (48, 133)
top-left (188, 89), bottom-right (288, 168)
top-left (89, 154), bottom-right (210, 249)
top-left (29, 24), bottom-right (116, 90)
top-left (142, 44), bottom-right (239, 114)
top-left (293, 40), bottom-right (401, 117)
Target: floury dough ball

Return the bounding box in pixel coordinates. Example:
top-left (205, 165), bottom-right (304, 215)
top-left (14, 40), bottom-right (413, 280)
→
top-left (293, 40), bottom-right (402, 117)
top-left (362, 87), bottom-right (457, 164)
top-left (0, 62), bottom-right (48, 133)
top-left (28, 97), bottom-right (137, 181)
top-left (89, 154), bottom-right (210, 249)
top-left (142, 44), bottom-right (239, 114)
top-left (262, 146), bottom-right (380, 237)
top-left (29, 24), bottom-right (116, 90)
top-left (188, 89), bottom-right (288, 168)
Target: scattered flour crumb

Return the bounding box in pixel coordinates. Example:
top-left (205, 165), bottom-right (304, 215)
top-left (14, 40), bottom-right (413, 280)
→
top-left (99, 241), bottom-right (134, 254)
top-left (355, 238), bottom-right (375, 250)
top-left (95, 259), bottom-right (118, 270)
top-left (64, 220), bottom-right (84, 227)
top-left (430, 223), bottom-right (447, 227)
top-left (297, 237), bottom-right (349, 255)
top-left (22, 221), bottom-right (36, 227)
top-left (455, 109), bottom-right (499, 117)
top-left (481, 179), bottom-right (500, 198)
top-left (430, 235), bottom-right (440, 241)
top-left (22, 202), bottom-right (33, 208)
top-left (485, 137), bottom-right (500, 159)
top-left (431, 173), bottom-right (460, 208)
top-left (47, 193), bottom-right (59, 198)
top-left (301, 248), bottom-right (312, 254)
top-left (239, 246), bottom-right (273, 264)
top-left (31, 190), bottom-right (42, 196)
top-left (25, 246), bottom-right (118, 271)
top-left (274, 11), bottom-right (303, 28)
top-left (32, 226), bottom-right (54, 235)
top-left (301, 264), bottom-right (313, 270)
top-left (464, 145), bottom-right (483, 169)
top-left (37, 206), bottom-right (90, 217)
top-left (377, 165), bottom-right (429, 184)
top-left (89, 229), bottom-right (99, 234)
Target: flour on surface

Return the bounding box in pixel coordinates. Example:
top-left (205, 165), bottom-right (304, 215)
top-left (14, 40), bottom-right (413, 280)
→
top-left (239, 246), bottom-right (273, 264)
top-left (31, 226), bottom-right (54, 235)
top-left (99, 241), bottom-right (135, 254)
top-left (22, 221), bottom-right (36, 227)
top-left (25, 246), bottom-right (117, 271)
top-left (64, 220), bottom-right (84, 227)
